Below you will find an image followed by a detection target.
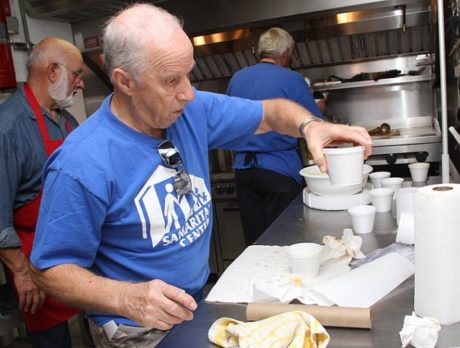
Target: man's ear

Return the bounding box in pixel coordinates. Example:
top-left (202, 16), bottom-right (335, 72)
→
top-left (112, 68), bottom-right (136, 96)
top-left (47, 62), bottom-right (60, 83)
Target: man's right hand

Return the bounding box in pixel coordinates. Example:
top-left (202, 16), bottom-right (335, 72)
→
top-left (119, 279), bottom-right (197, 330)
top-left (0, 248), bottom-right (46, 314)
top-left (13, 269), bottom-right (46, 314)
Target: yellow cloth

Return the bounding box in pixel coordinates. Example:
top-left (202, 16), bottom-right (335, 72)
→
top-left (208, 310), bottom-right (330, 348)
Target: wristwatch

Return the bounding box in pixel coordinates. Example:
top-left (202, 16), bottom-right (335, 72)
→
top-left (299, 117), bottom-right (322, 138)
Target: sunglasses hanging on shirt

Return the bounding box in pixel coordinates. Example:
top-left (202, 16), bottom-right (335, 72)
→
top-left (158, 140), bottom-right (192, 195)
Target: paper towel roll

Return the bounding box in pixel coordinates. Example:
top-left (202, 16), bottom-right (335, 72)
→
top-left (246, 303), bottom-right (372, 329)
top-left (414, 184), bottom-right (460, 325)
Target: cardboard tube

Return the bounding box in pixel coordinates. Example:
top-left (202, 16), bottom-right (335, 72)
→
top-left (246, 303), bottom-right (372, 329)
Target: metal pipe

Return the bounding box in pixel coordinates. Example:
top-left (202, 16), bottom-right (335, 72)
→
top-left (18, 0), bottom-right (32, 52)
top-left (438, 0), bottom-right (450, 183)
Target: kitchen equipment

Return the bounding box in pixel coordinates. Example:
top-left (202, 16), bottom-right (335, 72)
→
top-left (210, 172), bottom-right (245, 273)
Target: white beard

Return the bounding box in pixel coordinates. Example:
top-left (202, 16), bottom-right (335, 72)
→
top-left (48, 71), bottom-right (75, 109)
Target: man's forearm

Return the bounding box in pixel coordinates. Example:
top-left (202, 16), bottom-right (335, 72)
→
top-left (258, 99), bottom-right (317, 137)
top-left (0, 247), bottom-right (29, 275)
top-left (30, 263), bottom-right (127, 315)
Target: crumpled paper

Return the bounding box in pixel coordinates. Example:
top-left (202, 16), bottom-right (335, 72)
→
top-left (208, 310), bottom-right (330, 348)
top-left (250, 229), bottom-right (365, 304)
top-left (399, 312), bottom-right (441, 348)
top-left (320, 228), bottom-right (365, 275)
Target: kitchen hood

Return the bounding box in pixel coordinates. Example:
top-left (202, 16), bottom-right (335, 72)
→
top-left (22, 0), bottom-right (435, 83)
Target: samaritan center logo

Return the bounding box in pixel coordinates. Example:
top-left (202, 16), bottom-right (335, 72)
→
top-left (134, 166), bottom-right (211, 249)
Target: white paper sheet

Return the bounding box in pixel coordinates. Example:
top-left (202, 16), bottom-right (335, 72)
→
top-left (206, 245), bottom-right (290, 303)
top-left (309, 252), bottom-right (414, 308)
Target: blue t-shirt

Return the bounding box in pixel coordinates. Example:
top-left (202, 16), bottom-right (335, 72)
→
top-left (226, 62), bottom-right (323, 184)
top-left (30, 90), bottom-right (262, 326)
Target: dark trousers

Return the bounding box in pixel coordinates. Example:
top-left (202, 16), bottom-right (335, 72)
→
top-left (27, 321), bottom-right (72, 348)
top-left (235, 168), bottom-right (303, 245)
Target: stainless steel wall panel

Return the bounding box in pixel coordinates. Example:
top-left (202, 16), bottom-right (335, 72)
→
top-left (222, 53), bottom-right (241, 74)
top-left (204, 56), bottom-right (223, 78)
top-left (195, 57), bottom-right (213, 80)
top-left (317, 39), bottom-right (332, 64)
top-left (327, 37), bottom-right (343, 62)
top-left (243, 50), bottom-right (257, 66)
top-left (213, 55), bottom-right (232, 77)
top-left (234, 51), bottom-right (249, 70)
top-left (308, 41), bottom-right (322, 65)
top-left (296, 42), bottom-right (312, 66)
top-left (338, 36), bottom-right (352, 60)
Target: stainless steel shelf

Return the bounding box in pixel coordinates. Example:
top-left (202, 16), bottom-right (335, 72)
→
top-left (312, 74), bottom-right (433, 92)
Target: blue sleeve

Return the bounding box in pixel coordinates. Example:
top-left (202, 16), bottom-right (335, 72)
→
top-left (0, 132), bottom-right (20, 247)
top-left (195, 91), bottom-right (263, 150)
top-left (31, 169), bottom-right (105, 269)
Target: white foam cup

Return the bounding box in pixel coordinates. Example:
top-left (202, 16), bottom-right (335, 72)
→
top-left (323, 146), bottom-right (364, 186)
top-left (348, 205), bottom-right (377, 234)
top-left (408, 162), bottom-right (430, 182)
top-left (396, 211), bottom-right (415, 245)
top-left (381, 177), bottom-right (404, 191)
top-left (396, 187), bottom-right (418, 224)
top-left (369, 171), bottom-right (391, 188)
top-left (286, 243), bottom-right (323, 279)
top-left (369, 188), bottom-right (394, 213)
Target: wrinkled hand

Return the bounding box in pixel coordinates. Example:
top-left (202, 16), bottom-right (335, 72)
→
top-left (13, 270), bottom-right (46, 314)
top-left (120, 279), bottom-right (197, 330)
top-left (305, 121), bottom-right (373, 172)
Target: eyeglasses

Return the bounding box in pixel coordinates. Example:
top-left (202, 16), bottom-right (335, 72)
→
top-left (158, 140), bottom-right (192, 195)
top-left (58, 63), bottom-right (83, 80)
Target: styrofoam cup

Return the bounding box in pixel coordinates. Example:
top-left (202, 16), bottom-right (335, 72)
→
top-left (396, 187), bottom-right (418, 224)
top-left (369, 171), bottom-right (391, 188)
top-left (286, 243), bottom-right (323, 279)
top-left (395, 211), bottom-right (415, 245)
top-left (381, 177), bottom-right (404, 191)
top-left (323, 146), bottom-right (364, 186)
top-left (348, 205), bottom-right (377, 234)
top-left (369, 188), bottom-right (394, 213)
top-left (408, 162), bottom-right (430, 182)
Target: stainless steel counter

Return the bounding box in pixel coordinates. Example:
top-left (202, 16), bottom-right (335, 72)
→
top-left (158, 194), bottom-right (460, 347)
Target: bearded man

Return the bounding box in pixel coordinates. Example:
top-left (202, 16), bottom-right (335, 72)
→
top-left (0, 37), bottom-right (85, 348)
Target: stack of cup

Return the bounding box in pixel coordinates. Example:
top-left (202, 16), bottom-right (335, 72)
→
top-left (396, 187), bottom-right (418, 225)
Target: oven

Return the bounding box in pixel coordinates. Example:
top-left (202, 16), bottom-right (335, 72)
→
top-left (209, 172), bottom-right (246, 275)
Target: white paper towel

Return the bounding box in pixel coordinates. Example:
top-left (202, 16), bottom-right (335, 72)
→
top-left (414, 184), bottom-right (460, 325)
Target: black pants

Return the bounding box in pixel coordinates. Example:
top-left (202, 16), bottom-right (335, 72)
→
top-left (235, 168), bottom-right (303, 245)
top-left (27, 321), bottom-right (72, 348)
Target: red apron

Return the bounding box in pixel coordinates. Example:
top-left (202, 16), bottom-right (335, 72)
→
top-left (12, 83), bottom-right (80, 331)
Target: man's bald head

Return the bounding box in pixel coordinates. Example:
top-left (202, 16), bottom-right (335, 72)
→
top-left (103, 3), bottom-right (185, 84)
top-left (27, 37), bottom-right (81, 74)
